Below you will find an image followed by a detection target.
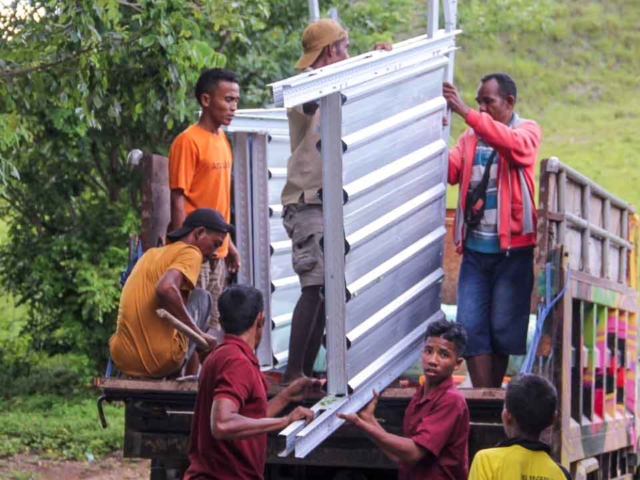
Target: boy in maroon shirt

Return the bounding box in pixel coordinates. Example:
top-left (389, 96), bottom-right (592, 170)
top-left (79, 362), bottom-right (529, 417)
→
top-left (185, 285), bottom-right (319, 480)
top-left (339, 319), bottom-right (470, 479)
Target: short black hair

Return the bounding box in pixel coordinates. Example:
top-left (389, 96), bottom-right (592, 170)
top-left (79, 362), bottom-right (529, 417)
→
top-left (194, 68), bottom-right (239, 106)
top-left (218, 285), bottom-right (264, 335)
top-left (481, 72), bottom-right (517, 101)
top-left (506, 374), bottom-right (557, 437)
top-left (425, 319), bottom-right (467, 357)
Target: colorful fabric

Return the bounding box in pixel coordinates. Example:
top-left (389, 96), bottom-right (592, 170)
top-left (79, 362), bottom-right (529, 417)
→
top-left (185, 336), bottom-right (269, 480)
top-left (109, 242), bottom-right (202, 377)
top-left (400, 377), bottom-right (470, 480)
top-left (169, 124), bottom-right (232, 258)
top-left (465, 139), bottom-right (500, 253)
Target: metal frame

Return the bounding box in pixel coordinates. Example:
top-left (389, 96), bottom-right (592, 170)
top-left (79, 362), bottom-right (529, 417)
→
top-left (544, 157), bottom-right (634, 282)
top-left (308, 0), bottom-right (319, 23)
top-left (321, 92), bottom-right (348, 395)
top-left (269, 1), bottom-right (458, 457)
top-left (536, 157), bottom-right (639, 474)
top-left (278, 309), bottom-right (444, 458)
top-left (270, 31), bottom-right (459, 108)
top-left (231, 132), bottom-right (275, 367)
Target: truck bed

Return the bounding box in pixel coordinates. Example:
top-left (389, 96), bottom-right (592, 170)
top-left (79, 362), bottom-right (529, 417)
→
top-left (95, 377), bottom-right (505, 476)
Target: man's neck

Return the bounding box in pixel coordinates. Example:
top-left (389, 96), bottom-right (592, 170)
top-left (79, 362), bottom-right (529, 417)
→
top-left (422, 376), bottom-right (447, 397)
top-left (197, 116), bottom-right (220, 134)
top-left (508, 428), bottom-right (541, 443)
top-left (235, 331), bottom-right (257, 351)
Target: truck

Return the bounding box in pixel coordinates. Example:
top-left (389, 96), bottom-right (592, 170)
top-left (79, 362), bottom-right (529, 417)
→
top-left (96, 1), bottom-right (640, 478)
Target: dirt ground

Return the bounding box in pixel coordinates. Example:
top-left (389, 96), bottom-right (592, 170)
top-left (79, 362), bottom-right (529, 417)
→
top-left (0, 452), bottom-right (149, 480)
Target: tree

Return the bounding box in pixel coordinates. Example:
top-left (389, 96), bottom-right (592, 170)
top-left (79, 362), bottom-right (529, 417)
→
top-left (0, 0), bottom-right (268, 361)
top-left (0, 0), bottom-right (419, 367)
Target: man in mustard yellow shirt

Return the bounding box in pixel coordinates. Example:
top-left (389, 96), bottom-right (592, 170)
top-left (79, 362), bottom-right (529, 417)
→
top-left (469, 374), bottom-right (571, 480)
top-left (109, 209), bottom-right (230, 378)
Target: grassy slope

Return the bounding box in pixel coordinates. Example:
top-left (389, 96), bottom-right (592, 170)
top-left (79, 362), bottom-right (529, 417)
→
top-left (447, 0), bottom-right (640, 208)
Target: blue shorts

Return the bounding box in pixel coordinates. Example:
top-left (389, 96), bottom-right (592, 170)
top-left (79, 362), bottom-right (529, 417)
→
top-left (456, 247), bottom-right (534, 357)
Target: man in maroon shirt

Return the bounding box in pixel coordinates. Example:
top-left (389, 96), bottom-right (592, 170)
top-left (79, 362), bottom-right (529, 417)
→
top-left (185, 285), bottom-right (318, 480)
top-left (339, 319), bottom-right (470, 479)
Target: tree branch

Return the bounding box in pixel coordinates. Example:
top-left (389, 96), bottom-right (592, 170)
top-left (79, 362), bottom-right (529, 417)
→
top-left (217, 30), bottom-right (232, 54)
top-left (118, 0), bottom-right (143, 12)
top-left (1, 189), bottom-right (44, 236)
top-left (0, 46), bottom-right (94, 79)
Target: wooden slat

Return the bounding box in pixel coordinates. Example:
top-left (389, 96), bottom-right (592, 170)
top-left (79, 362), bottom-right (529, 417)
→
top-left (94, 377), bottom-right (198, 394)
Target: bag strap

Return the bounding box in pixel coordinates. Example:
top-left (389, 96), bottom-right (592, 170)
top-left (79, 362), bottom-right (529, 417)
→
top-left (472, 148), bottom-right (498, 196)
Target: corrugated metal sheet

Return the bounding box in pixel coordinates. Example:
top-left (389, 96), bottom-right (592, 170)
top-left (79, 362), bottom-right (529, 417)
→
top-left (230, 10), bottom-right (459, 456)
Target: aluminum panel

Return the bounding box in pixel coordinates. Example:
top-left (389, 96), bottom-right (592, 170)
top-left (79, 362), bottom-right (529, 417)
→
top-left (345, 192), bottom-right (445, 287)
top-left (341, 66), bottom-right (447, 136)
top-left (256, 7), bottom-right (459, 456)
top-left (228, 109), bottom-right (296, 368)
top-left (226, 109), bottom-right (288, 134)
top-left (346, 276), bottom-right (442, 380)
top-left (251, 134), bottom-right (274, 366)
top-left (347, 268), bottom-right (444, 349)
top-left (345, 225), bottom-right (445, 333)
top-left (231, 133), bottom-right (253, 287)
top-left (341, 108), bottom-right (444, 185)
top-left (270, 31), bottom-right (458, 107)
top-left (344, 169), bottom-right (445, 246)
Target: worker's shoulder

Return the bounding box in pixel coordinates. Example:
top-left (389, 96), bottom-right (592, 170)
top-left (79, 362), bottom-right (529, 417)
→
top-left (512, 115), bottom-right (541, 132)
top-left (208, 341), bottom-right (254, 367)
top-left (480, 444), bottom-right (571, 480)
top-left (442, 383), bottom-right (469, 407)
top-left (162, 241), bottom-right (202, 258)
top-left (170, 124), bottom-right (208, 150)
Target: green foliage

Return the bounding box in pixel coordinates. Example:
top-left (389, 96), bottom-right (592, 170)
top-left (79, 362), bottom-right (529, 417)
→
top-left (0, 394), bottom-right (124, 460)
top-left (448, 0), bottom-right (640, 210)
top-left (0, 0), bottom-right (423, 368)
top-left (0, 0), bottom-right (265, 364)
top-left (229, 0), bottom-right (416, 106)
top-left (0, 353), bottom-right (94, 399)
top-left (458, 0), bottom-right (554, 39)
top-left (0, 0), bottom-right (638, 377)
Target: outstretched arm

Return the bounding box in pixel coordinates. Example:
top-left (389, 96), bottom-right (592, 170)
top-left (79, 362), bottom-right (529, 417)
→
top-left (211, 398), bottom-right (313, 440)
top-left (338, 391), bottom-right (429, 465)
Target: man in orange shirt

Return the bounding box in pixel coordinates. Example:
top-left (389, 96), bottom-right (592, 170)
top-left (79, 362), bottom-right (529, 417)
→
top-left (169, 68), bottom-right (241, 335)
top-left (110, 209), bottom-right (229, 378)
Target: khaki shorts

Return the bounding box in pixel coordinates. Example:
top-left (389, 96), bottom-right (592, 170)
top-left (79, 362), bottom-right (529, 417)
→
top-left (283, 204), bottom-right (324, 288)
top-left (197, 258), bottom-right (226, 330)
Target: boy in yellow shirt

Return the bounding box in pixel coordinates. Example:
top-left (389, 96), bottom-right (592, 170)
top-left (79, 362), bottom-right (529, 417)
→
top-left (469, 373), bottom-right (571, 480)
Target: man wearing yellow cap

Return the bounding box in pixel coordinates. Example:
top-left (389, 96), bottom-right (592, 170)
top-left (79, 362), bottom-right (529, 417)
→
top-left (281, 19), bottom-right (391, 383)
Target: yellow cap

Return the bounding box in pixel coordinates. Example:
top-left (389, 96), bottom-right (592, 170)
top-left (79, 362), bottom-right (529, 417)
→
top-left (295, 19), bottom-right (347, 70)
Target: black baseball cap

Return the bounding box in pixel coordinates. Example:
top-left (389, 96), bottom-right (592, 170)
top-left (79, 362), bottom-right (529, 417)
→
top-left (166, 208), bottom-right (234, 241)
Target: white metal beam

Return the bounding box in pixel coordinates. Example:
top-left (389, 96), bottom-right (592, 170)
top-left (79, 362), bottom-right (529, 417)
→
top-left (321, 92), bottom-right (348, 396)
top-left (270, 32), bottom-right (459, 108)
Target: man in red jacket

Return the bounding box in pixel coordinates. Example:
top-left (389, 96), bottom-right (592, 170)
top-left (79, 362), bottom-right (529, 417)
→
top-left (443, 73), bottom-right (541, 388)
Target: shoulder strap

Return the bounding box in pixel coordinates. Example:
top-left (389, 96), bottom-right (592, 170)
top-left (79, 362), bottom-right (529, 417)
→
top-left (473, 148), bottom-right (498, 195)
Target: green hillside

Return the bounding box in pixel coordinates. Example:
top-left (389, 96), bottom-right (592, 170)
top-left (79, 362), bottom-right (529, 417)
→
top-left (449, 0), bottom-right (640, 208)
